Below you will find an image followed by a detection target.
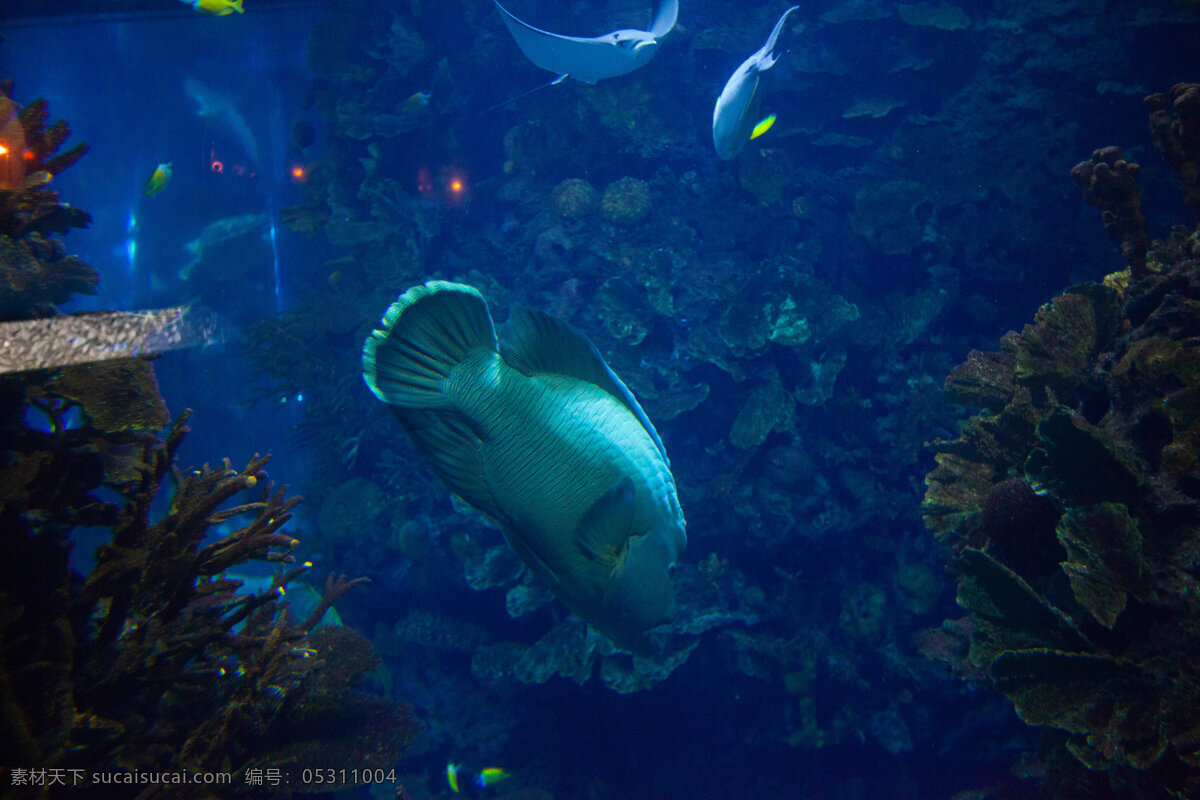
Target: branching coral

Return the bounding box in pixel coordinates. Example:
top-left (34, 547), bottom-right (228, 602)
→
top-left (0, 85), bottom-right (95, 322)
top-left (1146, 82), bottom-right (1200, 223)
top-left (0, 82), bottom-right (415, 798)
top-left (1070, 146), bottom-right (1150, 276)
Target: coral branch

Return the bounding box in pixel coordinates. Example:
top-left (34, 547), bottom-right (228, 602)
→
top-left (1069, 146), bottom-right (1149, 276)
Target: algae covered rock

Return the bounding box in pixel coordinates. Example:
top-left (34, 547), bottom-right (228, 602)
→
top-left (601, 177), bottom-right (652, 226)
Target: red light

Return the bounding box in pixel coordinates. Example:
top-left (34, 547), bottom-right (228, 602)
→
top-left (23, 150), bottom-right (34, 160)
top-left (233, 164), bottom-right (245, 176)
top-left (211, 160), bottom-right (224, 173)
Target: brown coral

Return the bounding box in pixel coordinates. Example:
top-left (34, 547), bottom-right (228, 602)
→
top-left (925, 106), bottom-right (1200, 791)
top-left (1069, 146), bottom-right (1150, 276)
top-left (601, 177), bottom-right (652, 226)
top-left (550, 178), bottom-right (600, 219)
top-left (1146, 83), bottom-right (1200, 223)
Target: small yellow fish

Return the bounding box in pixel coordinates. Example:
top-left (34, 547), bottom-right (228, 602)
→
top-left (182, 0), bottom-right (244, 15)
top-left (445, 763), bottom-right (462, 793)
top-left (399, 92), bottom-right (431, 114)
top-left (143, 162), bottom-right (172, 197)
top-left (749, 113), bottom-right (777, 141)
top-left (474, 767), bottom-right (511, 788)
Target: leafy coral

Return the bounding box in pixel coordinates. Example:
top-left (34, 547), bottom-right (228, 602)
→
top-left (922, 96), bottom-right (1200, 795)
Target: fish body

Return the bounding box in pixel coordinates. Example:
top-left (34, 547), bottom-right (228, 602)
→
top-left (712, 5), bottom-right (798, 159)
top-left (182, 0), bottom-right (244, 15)
top-left (185, 77), bottom-right (259, 165)
top-left (399, 92), bottom-right (432, 113)
top-left (446, 763), bottom-right (462, 793)
top-left (144, 162), bottom-right (172, 196)
top-left (475, 767), bottom-right (511, 788)
top-left (494, 0), bottom-right (678, 84)
top-left (362, 282), bottom-right (686, 654)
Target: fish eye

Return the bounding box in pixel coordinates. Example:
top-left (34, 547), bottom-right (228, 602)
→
top-left (668, 562), bottom-right (677, 576)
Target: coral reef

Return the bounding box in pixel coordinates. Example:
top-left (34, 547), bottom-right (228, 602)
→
top-left (243, 3), bottom-right (1200, 791)
top-left (1070, 147), bottom-right (1149, 276)
top-left (0, 85), bottom-right (415, 798)
top-left (600, 177), bottom-right (652, 226)
top-left (1146, 82), bottom-right (1200, 223)
top-left (922, 98), bottom-right (1200, 796)
top-left (550, 178), bottom-right (599, 219)
top-left (0, 85), bottom-right (94, 320)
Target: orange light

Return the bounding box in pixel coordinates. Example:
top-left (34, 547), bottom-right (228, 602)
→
top-left (211, 160), bottom-right (224, 173)
top-left (449, 180), bottom-right (463, 193)
top-left (291, 165), bottom-right (306, 181)
top-left (0, 144), bottom-right (7, 156)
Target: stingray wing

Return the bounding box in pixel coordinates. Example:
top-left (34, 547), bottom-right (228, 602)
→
top-left (648, 0), bottom-right (679, 38)
top-left (494, 0), bottom-right (637, 83)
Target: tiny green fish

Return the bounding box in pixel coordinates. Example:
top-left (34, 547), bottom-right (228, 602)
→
top-left (475, 767), bottom-right (511, 788)
top-left (143, 162), bottom-right (172, 197)
top-left (445, 762), bottom-right (462, 793)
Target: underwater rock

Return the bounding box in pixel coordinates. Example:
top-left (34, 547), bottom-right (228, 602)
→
top-left (895, 563), bottom-right (941, 616)
top-left (319, 477), bottom-right (387, 544)
top-left (896, 2), bottom-right (971, 30)
top-left (849, 180), bottom-right (929, 255)
top-left (550, 178), bottom-right (600, 219)
top-left (737, 149), bottom-right (794, 205)
top-left (50, 358), bottom-right (169, 433)
top-left (601, 177), bottom-right (652, 226)
top-left (839, 583), bottom-right (887, 641)
top-left (729, 369), bottom-right (796, 449)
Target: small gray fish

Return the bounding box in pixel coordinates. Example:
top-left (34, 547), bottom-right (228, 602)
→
top-left (362, 282), bottom-right (686, 654)
top-left (494, 0), bottom-right (679, 84)
top-left (712, 5), bottom-right (798, 159)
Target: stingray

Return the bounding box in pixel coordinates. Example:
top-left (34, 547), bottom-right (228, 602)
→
top-left (494, 0), bottom-right (679, 85)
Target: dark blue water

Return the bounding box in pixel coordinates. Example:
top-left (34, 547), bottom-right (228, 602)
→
top-left (2, 1), bottom-right (1198, 797)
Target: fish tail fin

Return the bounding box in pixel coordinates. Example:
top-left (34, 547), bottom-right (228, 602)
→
top-left (362, 281), bottom-right (497, 409)
top-left (757, 5), bottom-right (799, 71)
top-left (232, 0), bottom-right (244, 12)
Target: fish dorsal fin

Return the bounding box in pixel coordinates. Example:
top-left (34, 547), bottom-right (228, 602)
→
top-left (499, 307), bottom-right (668, 462)
top-left (577, 476), bottom-right (637, 562)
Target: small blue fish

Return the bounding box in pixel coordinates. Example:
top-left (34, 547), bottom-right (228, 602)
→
top-left (712, 6), bottom-right (798, 159)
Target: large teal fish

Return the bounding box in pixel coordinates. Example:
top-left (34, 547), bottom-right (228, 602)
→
top-left (362, 282), bottom-right (686, 654)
